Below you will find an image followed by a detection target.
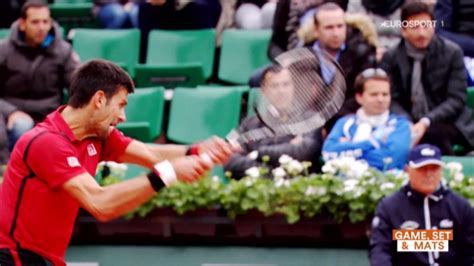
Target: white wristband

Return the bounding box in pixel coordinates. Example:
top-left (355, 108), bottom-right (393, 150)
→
top-left (153, 160), bottom-right (177, 186)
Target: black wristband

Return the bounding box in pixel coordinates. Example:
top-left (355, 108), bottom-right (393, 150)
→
top-left (147, 171), bottom-right (166, 192)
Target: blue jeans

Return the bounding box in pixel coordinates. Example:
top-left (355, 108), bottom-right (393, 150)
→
top-left (98, 3), bottom-right (139, 29)
top-left (7, 117), bottom-right (34, 151)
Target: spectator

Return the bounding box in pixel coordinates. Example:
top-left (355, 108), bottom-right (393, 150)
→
top-left (369, 144), bottom-right (474, 266)
top-left (248, 0), bottom-right (349, 88)
top-left (0, 113), bottom-right (9, 164)
top-left (225, 65), bottom-right (322, 179)
top-left (0, 1), bottom-right (80, 149)
top-left (93, 0), bottom-right (140, 29)
top-left (435, 0), bottom-right (474, 86)
top-left (234, 0), bottom-right (277, 30)
top-left (380, 1), bottom-right (474, 155)
top-left (297, 2), bottom-right (377, 131)
top-left (0, 59), bottom-right (235, 265)
top-left (323, 68), bottom-right (411, 171)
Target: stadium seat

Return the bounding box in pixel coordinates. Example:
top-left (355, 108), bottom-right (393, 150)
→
top-left (167, 88), bottom-right (242, 144)
top-left (0, 29), bottom-right (10, 39)
top-left (135, 29), bottom-right (216, 88)
top-left (218, 29), bottom-right (271, 84)
top-left (116, 87), bottom-right (165, 142)
top-left (442, 156), bottom-right (474, 177)
top-left (467, 86), bottom-right (474, 110)
top-left (49, 0), bottom-right (96, 33)
top-left (197, 85), bottom-right (250, 95)
top-left (72, 29), bottom-right (140, 77)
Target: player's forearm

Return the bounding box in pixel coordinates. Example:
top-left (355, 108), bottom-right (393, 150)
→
top-left (87, 176), bottom-right (156, 222)
top-left (147, 143), bottom-right (187, 160)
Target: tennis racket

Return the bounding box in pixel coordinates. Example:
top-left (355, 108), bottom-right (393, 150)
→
top-left (227, 47), bottom-right (346, 146)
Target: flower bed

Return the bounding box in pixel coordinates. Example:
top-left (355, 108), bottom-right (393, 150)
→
top-left (98, 156), bottom-right (473, 225)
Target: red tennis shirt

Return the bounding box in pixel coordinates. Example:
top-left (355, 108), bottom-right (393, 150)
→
top-left (0, 106), bottom-right (132, 265)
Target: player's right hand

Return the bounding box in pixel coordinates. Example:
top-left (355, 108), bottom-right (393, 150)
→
top-left (170, 156), bottom-right (212, 183)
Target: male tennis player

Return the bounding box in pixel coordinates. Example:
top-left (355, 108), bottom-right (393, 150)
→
top-left (0, 59), bottom-right (236, 265)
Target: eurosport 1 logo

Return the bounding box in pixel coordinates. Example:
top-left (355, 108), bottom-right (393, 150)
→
top-left (381, 20), bottom-right (444, 28)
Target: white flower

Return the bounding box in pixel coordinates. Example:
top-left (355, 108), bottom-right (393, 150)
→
top-left (446, 162), bottom-right (463, 173)
top-left (245, 167), bottom-right (260, 178)
top-left (454, 172), bottom-right (464, 182)
top-left (317, 187), bottom-right (327, 195)
top-left (380, 182), bottom-right (395, 191)
top-left (279, 154), bottom-right (293, 165)
top-left (305, 186), bottom-right (317, 196)
top-left (275, 178), bottom-right (290, 188)
top-left (212, 175), bottom-right (221, 183)
top-left (247, 150), bottom-right (259, 160)
top-left (322, 163), bottom-right (337, 174)
top-left (244, 178), bottom-right (255, 187)
top-left (287, 160), bottom-right (304, 174)
top-left (343, 178), bottom-right (359, 192)
top-left (272, 167), bottom-right (286, 179)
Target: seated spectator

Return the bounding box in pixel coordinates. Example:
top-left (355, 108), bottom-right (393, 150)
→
top-left (435, 0), bottom-right (474, 86)
top-left (297, 2), bottom-right (377, 131)
top-left (249, 1), bottom-right (350, 87)
top-left (234, 0), bottom-right (277, 30)
top-left (225, 65), bottom-right (322, 179)
top-left (0, 1), bottom-right (80, 149)
top-left (369, 144), bottom-right (474, 265)
top-left (93, 0), bottom-right (139, 29)
top-left (322, 68), bottom-right (411, 171)
top-left (380, 2), bottom-right (474, 155)
top-left (0, 113), bottom-right (9, 164)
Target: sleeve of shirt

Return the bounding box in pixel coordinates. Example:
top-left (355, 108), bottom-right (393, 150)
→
top-left (101, 127), bottom-right (133, 162)
top-left (322, 117), bottom-right (375, 161)
top-left (26, 133), bottom-right (87, 189)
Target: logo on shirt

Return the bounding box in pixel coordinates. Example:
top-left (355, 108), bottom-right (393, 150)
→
top-left (87, 144), bottom-right (97, 156)
top-left (67, 156), bottom-right (80, 168)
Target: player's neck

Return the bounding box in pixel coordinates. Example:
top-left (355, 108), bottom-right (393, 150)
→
top-left (61, 106), bottom-right (98, 140)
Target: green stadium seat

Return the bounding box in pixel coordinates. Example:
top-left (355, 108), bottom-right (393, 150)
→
top-left (116, 87), bottom-right (165, 142)
top-left (72, 29), bottom-right (140, 77)
top-left (135, 29), bottom-right (216, 88)
top-left (0, 29), bottom-right (10, 39)
top-left (442, 156), bottom-right (474, 177)
top-left (197, 85), bottom-right (250, 95)
top-left (467, 86), bottom-right (474, 110)
top-left (135, 63), bottom-right (205, 88)
top-left (49, 1), bottom-right (97, 33)
top-left (218, 29), bottom-right (271, 84)
top-left (167, 88), bottom-right (242, 144)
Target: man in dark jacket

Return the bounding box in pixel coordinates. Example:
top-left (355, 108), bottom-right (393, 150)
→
top-left (369, 144), bottom-right (474, 266)
top-left (380, 2), bottom-right (474, 155)
top-left (0, 1), bottom-right (80, 149)
top-left (225, 65), bottom-right (322, 179)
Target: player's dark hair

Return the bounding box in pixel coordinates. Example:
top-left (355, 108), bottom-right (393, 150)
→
top-left (68, 60), bottom-right (134, 108)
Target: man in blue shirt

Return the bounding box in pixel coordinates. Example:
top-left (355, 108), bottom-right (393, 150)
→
top-left (323, 68), bottom-right (411, 170)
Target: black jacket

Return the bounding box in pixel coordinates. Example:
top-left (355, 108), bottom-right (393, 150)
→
top-left (224, 115), bottom-right (322, 179)
top-left (0, 20), bottom-right (80, 122)
top-left (369, 184), bottom-right (474, 266)
top-left (380, 36), bottom-right (474, 147)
